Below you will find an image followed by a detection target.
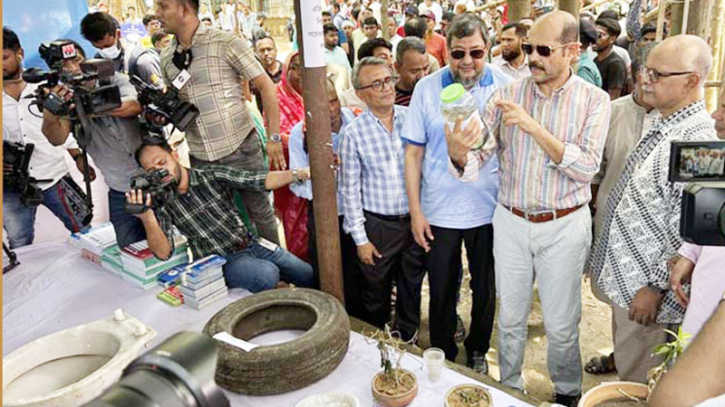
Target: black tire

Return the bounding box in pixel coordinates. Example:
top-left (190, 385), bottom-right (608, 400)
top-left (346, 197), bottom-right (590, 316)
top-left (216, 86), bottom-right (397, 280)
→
top-left (203, 288), bottom-right (350, 395)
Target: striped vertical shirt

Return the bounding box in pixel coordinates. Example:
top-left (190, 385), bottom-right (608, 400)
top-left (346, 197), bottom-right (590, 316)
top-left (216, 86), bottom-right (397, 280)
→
top-left (452, 73), bottom-right (611, 211)
top-left (340, 106), bottom-right (409, 245)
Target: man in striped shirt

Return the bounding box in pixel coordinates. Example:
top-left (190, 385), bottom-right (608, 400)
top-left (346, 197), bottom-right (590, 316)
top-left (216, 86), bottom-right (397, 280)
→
top-left (340, 57), bottom-right (426, 342)
top-left (446, 12), bottom-right (610, 405)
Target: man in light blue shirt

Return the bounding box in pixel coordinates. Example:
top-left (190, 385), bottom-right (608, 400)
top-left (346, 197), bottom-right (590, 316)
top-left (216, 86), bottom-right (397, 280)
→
top-left (403, 13), bottom-right (513, 371)
top-left (324, 23), bottom-right (352, 78)
top-left (289, 79), bottom-right (359, 312)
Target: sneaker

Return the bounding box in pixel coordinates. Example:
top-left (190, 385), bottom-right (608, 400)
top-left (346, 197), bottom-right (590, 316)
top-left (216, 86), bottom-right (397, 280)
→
top-left (454, 314), bottom-right (466, 342)
top-left (467, 351), bottom-right (488, 376)
top-left (554, 393), bottom-right (581, 407)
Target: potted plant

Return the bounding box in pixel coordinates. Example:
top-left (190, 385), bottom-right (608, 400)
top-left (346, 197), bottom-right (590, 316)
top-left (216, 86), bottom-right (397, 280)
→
top-left (445, 384), bottom-right (493, 407)
top-left (578, 327), bottom-right (692, 407)
top-left (368, 325), bottom-right (418, 407)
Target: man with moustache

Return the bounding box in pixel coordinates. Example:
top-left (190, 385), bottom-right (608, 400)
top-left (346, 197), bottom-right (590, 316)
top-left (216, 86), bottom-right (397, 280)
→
top-left (394, 37), bottom-right (430, 106)
top-left (589, 35), bottom-right (716, 384)
top-left (252, 35), bottom-right (283, 114)
top-left (445, 12), bottom-right (610, 405)
top-left (403, 13), bottom-right (513, 373)
top-left (493, 22), bottom-right (531, 80)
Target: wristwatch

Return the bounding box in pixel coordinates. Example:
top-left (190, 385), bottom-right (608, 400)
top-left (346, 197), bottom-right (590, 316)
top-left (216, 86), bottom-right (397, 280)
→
top-left (292, 169), bottom-right (300, 183)
top-left (648, 282), bottom-right (668, 295)
top-left (269, 133), bottom-right (282, 143)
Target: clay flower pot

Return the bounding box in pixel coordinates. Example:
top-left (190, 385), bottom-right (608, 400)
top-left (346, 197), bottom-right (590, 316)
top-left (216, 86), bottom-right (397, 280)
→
top-left (444, 384), bottom-right (493, 407)
top-left (578, 382), bottom-right (649, 407)
top-left (371, 369), bottom-right (418, 407)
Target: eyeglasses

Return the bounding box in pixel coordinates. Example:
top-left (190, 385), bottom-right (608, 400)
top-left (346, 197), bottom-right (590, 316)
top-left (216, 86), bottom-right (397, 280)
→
top-left (450, 49), bottom-right (486, 60)
top-left (521, 43), bottom-right (571, 57)
top-left (357, 76), bottom-right (396, 92)
top-left (641, 67), bottom-right (694, 82)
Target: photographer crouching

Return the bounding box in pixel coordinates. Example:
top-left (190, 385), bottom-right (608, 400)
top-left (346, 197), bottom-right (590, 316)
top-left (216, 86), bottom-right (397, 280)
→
top-left (40, 40), bottom-right (147, 248)
top-left (127, 141), bottom-right (314, 292)
top-left (3, 28), bottom-right (94, 249)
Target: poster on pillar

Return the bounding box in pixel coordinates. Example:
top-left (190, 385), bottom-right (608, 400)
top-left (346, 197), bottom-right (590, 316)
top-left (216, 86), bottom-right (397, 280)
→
top-left (300, 0), bottom-right (326, 68)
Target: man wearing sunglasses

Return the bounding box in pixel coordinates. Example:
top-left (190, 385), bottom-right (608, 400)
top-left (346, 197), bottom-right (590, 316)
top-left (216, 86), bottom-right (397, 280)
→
top-left (445, 11), bottom-right (611, 406)
top-left (589, 35), bottom-right (716, 385)
top-left (339, 57), bottom-right (426, 343)
top-left (403, 13), bottom-right (514, 374)
top-left (593, 17), bottom-right (628, 100)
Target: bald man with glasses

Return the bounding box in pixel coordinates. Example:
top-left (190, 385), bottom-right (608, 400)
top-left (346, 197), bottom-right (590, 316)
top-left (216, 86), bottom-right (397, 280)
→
top-left (445, 12), bottom-right (611, 405)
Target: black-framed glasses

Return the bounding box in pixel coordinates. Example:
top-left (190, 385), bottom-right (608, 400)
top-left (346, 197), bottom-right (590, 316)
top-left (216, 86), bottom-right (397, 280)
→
top-left (641, 67), bottom-right (694, 82)
top-left (521, 42), bottom-right (571, 57)
top-left (357, 76), bottom-right (396, 92)
top-left (450, 49), bottom-right (486, 60)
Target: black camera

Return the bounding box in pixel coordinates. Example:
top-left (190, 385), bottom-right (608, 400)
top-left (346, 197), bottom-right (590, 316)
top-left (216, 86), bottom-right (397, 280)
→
top-left (82, 332), bottom-right (230, 407)
top-left (131, 76), bottom-right (199, 132)
top-left (670, 141), bottom-right (725, 246)
top-left (3, 142), bottom-right (47, 207)
top-left (22, 41), bottom-right (121, 118)
top-left (125, 168), bottom-right (178, 214)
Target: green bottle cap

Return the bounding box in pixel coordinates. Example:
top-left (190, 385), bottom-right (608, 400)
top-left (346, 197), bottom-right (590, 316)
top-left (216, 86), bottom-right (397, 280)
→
top-left (440, 83), bottom-right (466, 104)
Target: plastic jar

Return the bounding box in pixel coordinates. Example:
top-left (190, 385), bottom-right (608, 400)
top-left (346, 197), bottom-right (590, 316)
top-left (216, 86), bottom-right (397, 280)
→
top-left (440, 83), bottom-right (485, 150)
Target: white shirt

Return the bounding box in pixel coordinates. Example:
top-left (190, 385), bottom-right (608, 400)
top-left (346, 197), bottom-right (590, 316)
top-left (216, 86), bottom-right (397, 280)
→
top-left (492, 56), bottom-right (531, 80)
top-left (3, 82), bottom-right (76, 190)
top-left (390, 34), bottom-right (403, 55)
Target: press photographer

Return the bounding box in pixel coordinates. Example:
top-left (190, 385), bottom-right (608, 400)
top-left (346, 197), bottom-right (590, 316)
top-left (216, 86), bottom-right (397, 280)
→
top-left (2, 27), bottom-right (93, 249)
top-left (40, 38), bottom-right (148, 248)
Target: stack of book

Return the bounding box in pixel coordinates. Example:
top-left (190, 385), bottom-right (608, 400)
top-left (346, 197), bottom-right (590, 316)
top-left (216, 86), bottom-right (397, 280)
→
top-left (100, 245), bottom-right (124, 275)
top-left (120, 237), bottom-right (190, 290)
top-left (175, 255), bottom-right (229, 310)
top-left (69, 222), bottom-right (118, 262)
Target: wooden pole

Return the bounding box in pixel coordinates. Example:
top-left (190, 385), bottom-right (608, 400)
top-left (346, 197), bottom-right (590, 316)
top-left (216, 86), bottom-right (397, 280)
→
top-left (507, 0), bottom-right (531, 21)
top-left (655, 0), bottom-right (668, 40)
top-left (381, 0), bottom-right (390, 40)
top-left (681, 0), bottom-right (691, 34)
top-left (670, 1), bottom-right (684, 35)
top-left (558, 0), bottom-right (581, 19)
top-left (473, 0), bottom-right (507, 13)
top-left (706, 0), bottom-right (724, 111)
top-left (294, 0), bottom-right (345, 303)
top-left (685, 0), bottom-right (712, 38)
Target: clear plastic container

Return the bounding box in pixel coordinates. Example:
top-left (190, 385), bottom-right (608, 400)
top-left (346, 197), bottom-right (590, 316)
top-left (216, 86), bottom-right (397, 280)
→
top-left (440, 83), bottom-right (485, 150)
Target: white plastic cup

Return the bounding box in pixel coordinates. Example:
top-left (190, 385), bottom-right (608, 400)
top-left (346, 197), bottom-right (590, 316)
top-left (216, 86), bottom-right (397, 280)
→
top-left (423, 347), bottom-right (445, 382)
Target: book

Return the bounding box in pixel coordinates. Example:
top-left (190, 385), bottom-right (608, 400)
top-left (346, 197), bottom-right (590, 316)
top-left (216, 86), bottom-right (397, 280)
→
top-left (175, 255), bottom-right (227, 280)
top-left (81, 249), bottom-right (102, 265)
top-left (121, 237), bottom-right (189, 270)
top-left (122, 252), bottom-right (189, 277)
top-left (68, 222), bottom-right (117, 255)
top-left (157, 286), bottom-right (184, 306)
top-left (180, 268), bottom-right (224, 289)
top-left (185, 287), bottom-right (229, 310)
top-left (158, 268), bottom-right (183, 288)
top-left (178, 277), bottom-right (227, 300)
top-left (121, 270), bottom-right (160, 290)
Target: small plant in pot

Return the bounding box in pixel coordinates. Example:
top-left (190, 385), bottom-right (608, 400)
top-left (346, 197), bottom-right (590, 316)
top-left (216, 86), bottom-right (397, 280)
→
top-left (367, 325), bottom-right (418, 407)
top-left (445, 384), bottom-right (493, 407)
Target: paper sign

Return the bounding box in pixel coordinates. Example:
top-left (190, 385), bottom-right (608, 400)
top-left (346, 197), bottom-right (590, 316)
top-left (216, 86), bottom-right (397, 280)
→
top-left (300, 0), bottom-right (326, 68)
top-left (213, 332), bottom-right (260, 352)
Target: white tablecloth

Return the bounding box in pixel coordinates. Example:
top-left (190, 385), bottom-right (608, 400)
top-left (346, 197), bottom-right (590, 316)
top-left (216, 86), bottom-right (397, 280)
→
top-left (3, 241), bottom-right (534, 407)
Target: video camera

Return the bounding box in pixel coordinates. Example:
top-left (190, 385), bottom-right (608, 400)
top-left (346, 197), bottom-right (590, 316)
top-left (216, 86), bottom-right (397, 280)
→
top-left (125, 168), bottom-right (178, 214)
top-left (82, 332), bottom-right (230, 407)
top-left (131, 76), bottom-right (199, 132)
top-left (669, 141), bottom-right (725, 246)
top-left (22, 41), bottom-right (121, 118)
top-left (3, 142), bottom-right (49, 207)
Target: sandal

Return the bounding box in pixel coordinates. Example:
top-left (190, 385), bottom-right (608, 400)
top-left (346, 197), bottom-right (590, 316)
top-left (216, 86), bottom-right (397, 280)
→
top-left (585, 353), bottom-right (616, 375)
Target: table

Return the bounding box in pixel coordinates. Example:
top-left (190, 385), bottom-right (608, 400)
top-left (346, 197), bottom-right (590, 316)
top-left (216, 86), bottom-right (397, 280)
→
top-left (3, 241), bottom-right (539, 407)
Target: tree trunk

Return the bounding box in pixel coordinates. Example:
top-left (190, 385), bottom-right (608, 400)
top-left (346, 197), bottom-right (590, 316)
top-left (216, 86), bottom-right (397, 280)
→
top-left (558, 0), bottom-right (580, 19)
top-left (507, 0), bottom-right (531, 21)
top-left (706, 0), bottom-right (724, 111)
top-left (685, 0), bottom-right (711, 38)
top-left (381, 0), bottom-right (390, 40)
top-left (670, 2), bottom-right (684, 35)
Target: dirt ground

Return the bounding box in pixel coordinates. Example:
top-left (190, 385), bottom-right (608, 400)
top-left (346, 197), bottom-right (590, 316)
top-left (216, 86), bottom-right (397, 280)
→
top-left (416, 267), bottom-right (619, 403)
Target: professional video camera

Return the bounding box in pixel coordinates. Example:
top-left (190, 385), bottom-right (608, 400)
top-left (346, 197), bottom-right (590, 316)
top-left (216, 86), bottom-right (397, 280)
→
top-left (130, 76), bottom-right (199, 132)
top-left (3, 141), bottom-right (48, 206)
top-left (82, 332), bottom-right (230, 407)
top-left (125, 168), bottom-right (178, 214)
top-left (22, 41), bottom-right (121, 118)
top-left (669, 141), bottom-right (725, 246)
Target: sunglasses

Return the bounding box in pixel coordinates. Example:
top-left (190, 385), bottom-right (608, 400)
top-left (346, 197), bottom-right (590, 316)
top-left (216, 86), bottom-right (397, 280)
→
top-left (521, 43), bottom-right (571, 57)
top-left (450, 49), bottom-right (486, 60)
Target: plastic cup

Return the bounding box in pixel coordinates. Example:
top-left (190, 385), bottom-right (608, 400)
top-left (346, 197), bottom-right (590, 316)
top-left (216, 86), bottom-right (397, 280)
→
top-left (423, 347), bottom-right (445, 382)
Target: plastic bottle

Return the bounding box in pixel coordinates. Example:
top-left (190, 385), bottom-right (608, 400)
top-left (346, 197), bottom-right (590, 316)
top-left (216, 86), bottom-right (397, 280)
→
top-left (440, 83), bottom-right (485, 150)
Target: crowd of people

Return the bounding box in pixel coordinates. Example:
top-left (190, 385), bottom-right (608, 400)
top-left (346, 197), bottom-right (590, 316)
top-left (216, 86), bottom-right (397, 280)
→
top-left (3, 0), bottom-right (725, 405)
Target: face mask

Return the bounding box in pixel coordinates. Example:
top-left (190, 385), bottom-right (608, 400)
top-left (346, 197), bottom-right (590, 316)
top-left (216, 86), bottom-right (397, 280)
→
top-left (98, 43), bottom-right (121, 59)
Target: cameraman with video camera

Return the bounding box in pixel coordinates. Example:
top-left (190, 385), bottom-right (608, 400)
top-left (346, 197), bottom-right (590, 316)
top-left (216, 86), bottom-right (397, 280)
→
top-left (41, 40), bottom-right (148, 248)
top-left (3, 27), bottom-right (94, 249)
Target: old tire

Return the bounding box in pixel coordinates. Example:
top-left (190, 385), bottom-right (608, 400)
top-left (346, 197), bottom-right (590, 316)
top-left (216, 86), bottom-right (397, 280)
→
top-left (203, 288), bottom-right (350, 395)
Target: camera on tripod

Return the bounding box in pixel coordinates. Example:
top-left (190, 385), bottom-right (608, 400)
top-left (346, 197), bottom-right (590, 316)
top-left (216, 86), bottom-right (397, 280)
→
top-left (21, 41), bottom-right (121, 118)
top-left (669, 141), bottom-right (725, 246)
top-left (131, 76), bottom-right (199, 132)
top-left (3, 142), bottom-right (48, 207)
top-left (125, 168), bottom-right (178, 214)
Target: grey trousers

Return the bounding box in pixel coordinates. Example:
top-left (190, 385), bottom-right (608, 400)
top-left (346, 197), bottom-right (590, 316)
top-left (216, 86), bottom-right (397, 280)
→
top-left (493, 204), bottom-right (591, 397)
top-left (190, 132), bottom-right (280, 245)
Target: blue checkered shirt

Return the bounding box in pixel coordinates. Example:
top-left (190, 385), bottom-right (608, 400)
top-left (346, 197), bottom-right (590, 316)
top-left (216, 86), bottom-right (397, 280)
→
top-left (340, 106), bottom-right (409, 245)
